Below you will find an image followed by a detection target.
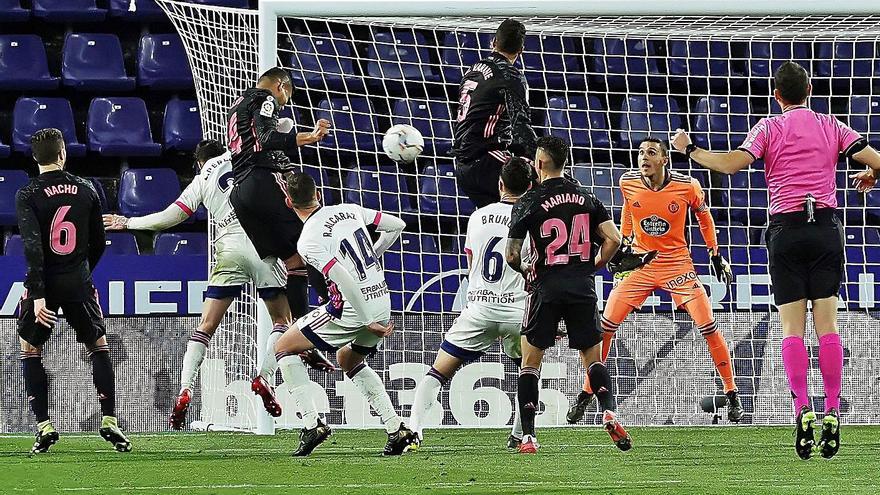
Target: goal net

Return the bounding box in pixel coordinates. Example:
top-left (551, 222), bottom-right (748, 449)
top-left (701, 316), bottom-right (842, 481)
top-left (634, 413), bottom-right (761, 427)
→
top-left (159, 0), bottom-right (880, 431)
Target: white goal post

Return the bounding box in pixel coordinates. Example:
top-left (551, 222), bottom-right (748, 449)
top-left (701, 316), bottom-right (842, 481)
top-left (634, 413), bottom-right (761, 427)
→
top-left (158, 0), bottom-right (880, 434)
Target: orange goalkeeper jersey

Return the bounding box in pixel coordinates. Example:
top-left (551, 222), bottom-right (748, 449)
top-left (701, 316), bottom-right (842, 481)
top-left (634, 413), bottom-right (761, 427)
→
top-left (619, 169), bottom-right (718, 265)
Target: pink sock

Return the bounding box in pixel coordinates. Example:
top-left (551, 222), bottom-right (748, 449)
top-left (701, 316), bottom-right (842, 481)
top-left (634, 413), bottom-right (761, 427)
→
top-left (781, 335), bottom-right (810, 413)
top-left (818, 333), bottom-right (843, 413)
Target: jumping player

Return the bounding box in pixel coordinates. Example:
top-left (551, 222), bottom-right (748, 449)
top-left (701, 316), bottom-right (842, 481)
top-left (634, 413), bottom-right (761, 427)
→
top-left (16, 128), bottom-right (131, 453)
top-left (452, 18), bottom-right (537, 207)
top-left (409, 157), bottom-right (533, 449)
top-left (566, 138), bottom-right (743, 425)
top-left (272, 173), bottom-right (415, 457)
top-left (506, 136), bottom-right (631, 453)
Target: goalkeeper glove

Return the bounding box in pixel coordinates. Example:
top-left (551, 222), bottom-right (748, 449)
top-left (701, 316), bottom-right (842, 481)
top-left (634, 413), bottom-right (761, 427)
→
top-left (709, 249), bottom-right (733, 288)
top-left (612, 270), bottom-right (632, 288)
top-left (607, 243), bottom-right (658, 275)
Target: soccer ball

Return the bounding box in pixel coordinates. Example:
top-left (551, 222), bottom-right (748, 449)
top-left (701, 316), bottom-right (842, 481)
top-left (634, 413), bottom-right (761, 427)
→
top-left (382, 124), bottom-right (424, 163)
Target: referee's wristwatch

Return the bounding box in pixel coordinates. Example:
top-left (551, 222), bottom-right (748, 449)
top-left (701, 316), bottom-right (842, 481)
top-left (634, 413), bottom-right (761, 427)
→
top-left (684, 143), bottom-right (698, 158)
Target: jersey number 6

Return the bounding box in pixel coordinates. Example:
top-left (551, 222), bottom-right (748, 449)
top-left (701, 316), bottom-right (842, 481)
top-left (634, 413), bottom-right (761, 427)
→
top-left (50, 205), bottom-right (77, 256)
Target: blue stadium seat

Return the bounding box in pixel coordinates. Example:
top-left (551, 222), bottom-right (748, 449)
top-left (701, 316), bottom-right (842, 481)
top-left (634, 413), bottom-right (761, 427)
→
top-left (729, 189), bottom-right (769, 225)
top-left (418, 164), bottom-right (475, 217)
top-left (391, 99), bottom-right (453, 157)
top-left (108, 0), bottom-right (165, 21)
top-left (118, 168), bottom-right (181, 217)
top-left (810, 96), bottom-right (831, 115)
top-left (62, 34), bottom-right (135, 91)
top-left (300, 164), bottom-right (335, 205)
top-left (591, 38), bottom-right (660, 91)
top-left (154, 232), bottom-right (208, 255)
top-left (395, 232), bottom-right (440, 254)
top-left (619, 96), bottom-right (682, 148)
top-left (439, 31), bottom-right (492, 85)
top-left (12, 97), bottom-right (87, 157)
top-left (366, 30), bottom-right (440, 86)
top-left (0, 140), bottom-right (9, 159)
top-left (0, 35), bottom-right (59, 90)
top-left (138, 34), bottom-right (194, 90)
top-left (693, 96), bottom-right (750, 150)
top-left (315, 98), bottom-right (378, 152)
top-left (288, 33), bottom-right (360, 91)
top-left (730, 170), bottom-right (767, 190)
top-left (848, 96), bottom-right (880, 136)
top-left (4, 235), bottom-right (24, 256)
top-left (0, 170), bottom-right (29, 226)
top-left (546, 94), bottom-right (611, 149)
top-left (185, 0), bottom-right (248, 7)
top-left (667, 40), bottom-right (733, 78)
top-left (814, 41), bottom-right (876, 78)
top-left (866, 227), bottom-right (880, 245)
top-left (163, 99), bottom-right (202, 152)
top-left (105, 233), bottom-right (140, 255)
top-left (32, 0), bottom-right (105, 22)
top-left (343, 166), bottom-right (416, 215)
top-left (88, 97), bottom-right (162, 156)
top-left (521, 34), bottom-right (584, 89)
top-left (747, 42), bottom-right (810, 78)
top-left (690, 221), bottom-right (748, 248)
top-left (0, 0), bottom-right (29, 22)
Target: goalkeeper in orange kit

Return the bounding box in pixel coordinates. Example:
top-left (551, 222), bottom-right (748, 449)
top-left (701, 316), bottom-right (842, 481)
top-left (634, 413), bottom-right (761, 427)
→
top-left (567, 137), bottom-right (744, 423)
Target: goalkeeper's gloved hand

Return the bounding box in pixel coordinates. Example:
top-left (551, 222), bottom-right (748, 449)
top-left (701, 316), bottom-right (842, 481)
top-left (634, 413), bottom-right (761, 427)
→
top-left (607, 243), bottom-right (658, 275)
top-left (612, 270), bottom-right (632, 288)
top-left (709, 249), bottom-right (733, 288)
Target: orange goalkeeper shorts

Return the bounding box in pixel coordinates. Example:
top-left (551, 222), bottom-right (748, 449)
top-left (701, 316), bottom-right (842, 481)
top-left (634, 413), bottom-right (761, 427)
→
top-left (603, 260), bottom-right (713, 327)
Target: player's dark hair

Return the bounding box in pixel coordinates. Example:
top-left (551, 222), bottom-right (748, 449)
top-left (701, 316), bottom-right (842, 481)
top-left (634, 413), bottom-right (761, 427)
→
top-left (494, 19), bottom-right (526, 54)
top-left (501, 157), bottom-right (532, 196)
top-left (31, 128), bottom-right (64, 165)
top-left (194, 139), bottom-right (225, 165)
top-left (258, 67), bottom-right (291, 85)
top-left (775, 61), bottom-right (810, 104)
top-left (535, 135), bottom-right (569, 171)
top-left (639, 137), bottom-right (669, 157)
top-left (286, 172), bottom-right (317, 208)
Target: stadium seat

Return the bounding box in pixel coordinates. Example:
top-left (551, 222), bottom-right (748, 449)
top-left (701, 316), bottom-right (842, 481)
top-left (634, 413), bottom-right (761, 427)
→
top-left (0, 140), bottom-right (9, 159)
top-left (300, 164), bottom-right (335, 204)
top-left (185, 0), bottom-right (248, 7)
top-left (138, 34), bottom-right (194, 90)
top-left (118, 168), bottom-right (181, 217)
top-left (395, 232), bottom-right (440, 254)
top-left (521, 35), bottom-right (584, 90)
top-left (163, 99), bottom-right (203, 152)
top-left (848, 96), bottom-right (880, 135)
top-left (814, 41), bottom-right (876, 78)
top-left (315, 98), bottom-right (378, 152)
top-left (12, 97), bottom-right (87, 157)
top-left (366, 30), bottom-right (441, 86)
top-left (865, 227), bottom-right (880, 245)
top-left (619, 95), bottom-right (682, 148)
top-left (288, 33), bottom-right (361, 91)
top-left (418, 164), bottom-right (475, 217)
top-left (0, 170), bottom-right (29, 226)
top-left (0, 0), bottom-right (29, 22)
top-left (546, 94), bottom-right (611, 149)
top-left (62, 34), bottom-right (135, 91)
top-left (667, 40), bottom-right (733, 78)
top-left (391, 99), bottom-right (453, 156)
top-left (88, 97), bottom-right (162, 156)
top-left (154, 232), bottom-right (208, 255)
top-left (693, 96), bottom-right (750, 150)
top-left (4, 235), bottom-right (23, 256)
top-left (108, 0), bottom-right (165, 21)
top-left (0, 35), bottom-right (59, 90)
top-left (729, 189), bottom-right (769, 225)
top-left (690, 221), bottom-right (748, 248)
top-left (439, 31), bottom-right (493, 85)
top-left (747, 42), bottom-right (810, 78)
top-left (105, 233), bottom-right (140, 255)
top-left (343, 166), bottom-right (416, 215)
top-left (810, 96), bottom-right (832, 115)
top-left (32, 0), bottom-right (105, 22)
top-left (591, 38), bottom-right (661, 91)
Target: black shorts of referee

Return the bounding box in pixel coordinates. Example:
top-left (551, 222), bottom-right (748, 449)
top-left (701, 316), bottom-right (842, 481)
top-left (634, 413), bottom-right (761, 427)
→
top-left (230, 168), bottom-right (303, 261)
top-left (765, 208), bottom-right (845, 305)
top-left (455, 150), bottom-right (513, 208)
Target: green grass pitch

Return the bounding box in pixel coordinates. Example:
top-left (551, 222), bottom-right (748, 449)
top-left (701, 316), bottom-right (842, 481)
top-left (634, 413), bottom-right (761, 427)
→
top-left (1, 427), bottom-right (879, 494)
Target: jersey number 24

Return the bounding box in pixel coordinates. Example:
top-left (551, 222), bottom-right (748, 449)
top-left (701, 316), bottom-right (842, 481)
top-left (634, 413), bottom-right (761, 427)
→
top-left (540, 214), bottom-right (591, 266)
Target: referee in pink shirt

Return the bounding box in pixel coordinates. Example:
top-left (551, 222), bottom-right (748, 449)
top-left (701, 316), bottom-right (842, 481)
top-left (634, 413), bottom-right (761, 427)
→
top-left (671, 61), bottom-right (880, 460)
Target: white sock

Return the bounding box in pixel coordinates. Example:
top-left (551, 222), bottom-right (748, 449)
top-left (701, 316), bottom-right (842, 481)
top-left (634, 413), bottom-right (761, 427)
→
top-left (258, 326), bottom-right (286, 380)
top-left (348, 363), bottom-right (400, 434)
top-left (511, 401), bottom-right (523, 439)
top-left (411, 373), bottom-right (443, 437)
top-left (278, 354), bottom-right (319, 429)
top-left (180, 331), bottom-right (211, 392)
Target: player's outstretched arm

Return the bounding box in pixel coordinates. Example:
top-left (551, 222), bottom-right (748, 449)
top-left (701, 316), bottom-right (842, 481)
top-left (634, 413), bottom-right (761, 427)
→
top-left (850, 144), bottom-right (880, 192)
top-left (104, 180), bottom-right (202, 231)
top-left (296, 119), bottom-right (331, 147)
top-left (595, 220), bottom-right (622, 270)
top-left (671, 129), bottom-right (752, 175)
top-left (371, 211), bottom-right (406, 256)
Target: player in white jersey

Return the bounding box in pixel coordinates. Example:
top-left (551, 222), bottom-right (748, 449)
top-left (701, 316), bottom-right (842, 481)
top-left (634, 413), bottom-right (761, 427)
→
top-left (409, 158), bottom-right (533, 449)
top-left (272, 172), bottom-right (417, 457)
top-left (103, 139), bottom-right (332, 429)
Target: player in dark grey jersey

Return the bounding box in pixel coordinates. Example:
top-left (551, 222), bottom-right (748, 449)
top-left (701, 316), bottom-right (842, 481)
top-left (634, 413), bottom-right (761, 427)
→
top-left (506, 136), bottom-right (631, 453)
top-left (15, 128), bottom-right (130, 454)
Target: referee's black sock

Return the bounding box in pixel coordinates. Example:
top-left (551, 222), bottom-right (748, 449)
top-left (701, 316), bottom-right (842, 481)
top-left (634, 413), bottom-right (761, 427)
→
top-left (21, 352), bottom-right (50, 423)
top-left (287, 273), bottom-right (309, 319)
top-left (88, 344), bottom-right (115, 417)
top-left (517, 367), bottom-right (540, 437)
top-left (588, 362), bottom-right (616, 412)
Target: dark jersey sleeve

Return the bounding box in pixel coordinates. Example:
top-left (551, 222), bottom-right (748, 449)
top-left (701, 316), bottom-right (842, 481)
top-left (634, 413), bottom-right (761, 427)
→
top-left (587, 191), bottom-right (612, 243)
top-left (86, 184), bottom-right (105, 272)
top-left (15, 189), bottom-right (46, 299)
top-left (251, 94), bottom-right (298, 152)
top-left (509, 192), bottom-right (536, 240)
top-left (504, 75), bottom-right (537, 157)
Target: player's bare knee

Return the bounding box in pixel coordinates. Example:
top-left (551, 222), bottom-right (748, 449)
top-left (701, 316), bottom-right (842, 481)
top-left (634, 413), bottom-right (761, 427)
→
top-left (336, 345), bottom-right (365, 372)
top-left (198, 315), bottom-right (221, 335)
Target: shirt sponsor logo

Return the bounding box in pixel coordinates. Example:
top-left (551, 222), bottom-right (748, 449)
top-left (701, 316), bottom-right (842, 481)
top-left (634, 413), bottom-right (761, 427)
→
top-left (467, 289), bottom-right (518, 305)
top-left (361, 280), bottom-right (389, 301)
top-left (664, 270), bottom-right (698, 290)
top-left (640, 215), bottom-right (671, 236)
top-left (633, 201), bottom-right (641, 208)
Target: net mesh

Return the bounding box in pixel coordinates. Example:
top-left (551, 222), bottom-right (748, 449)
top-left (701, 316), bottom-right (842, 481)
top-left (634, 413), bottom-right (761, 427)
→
top-left (158, 0), bottom-right (880, 429)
